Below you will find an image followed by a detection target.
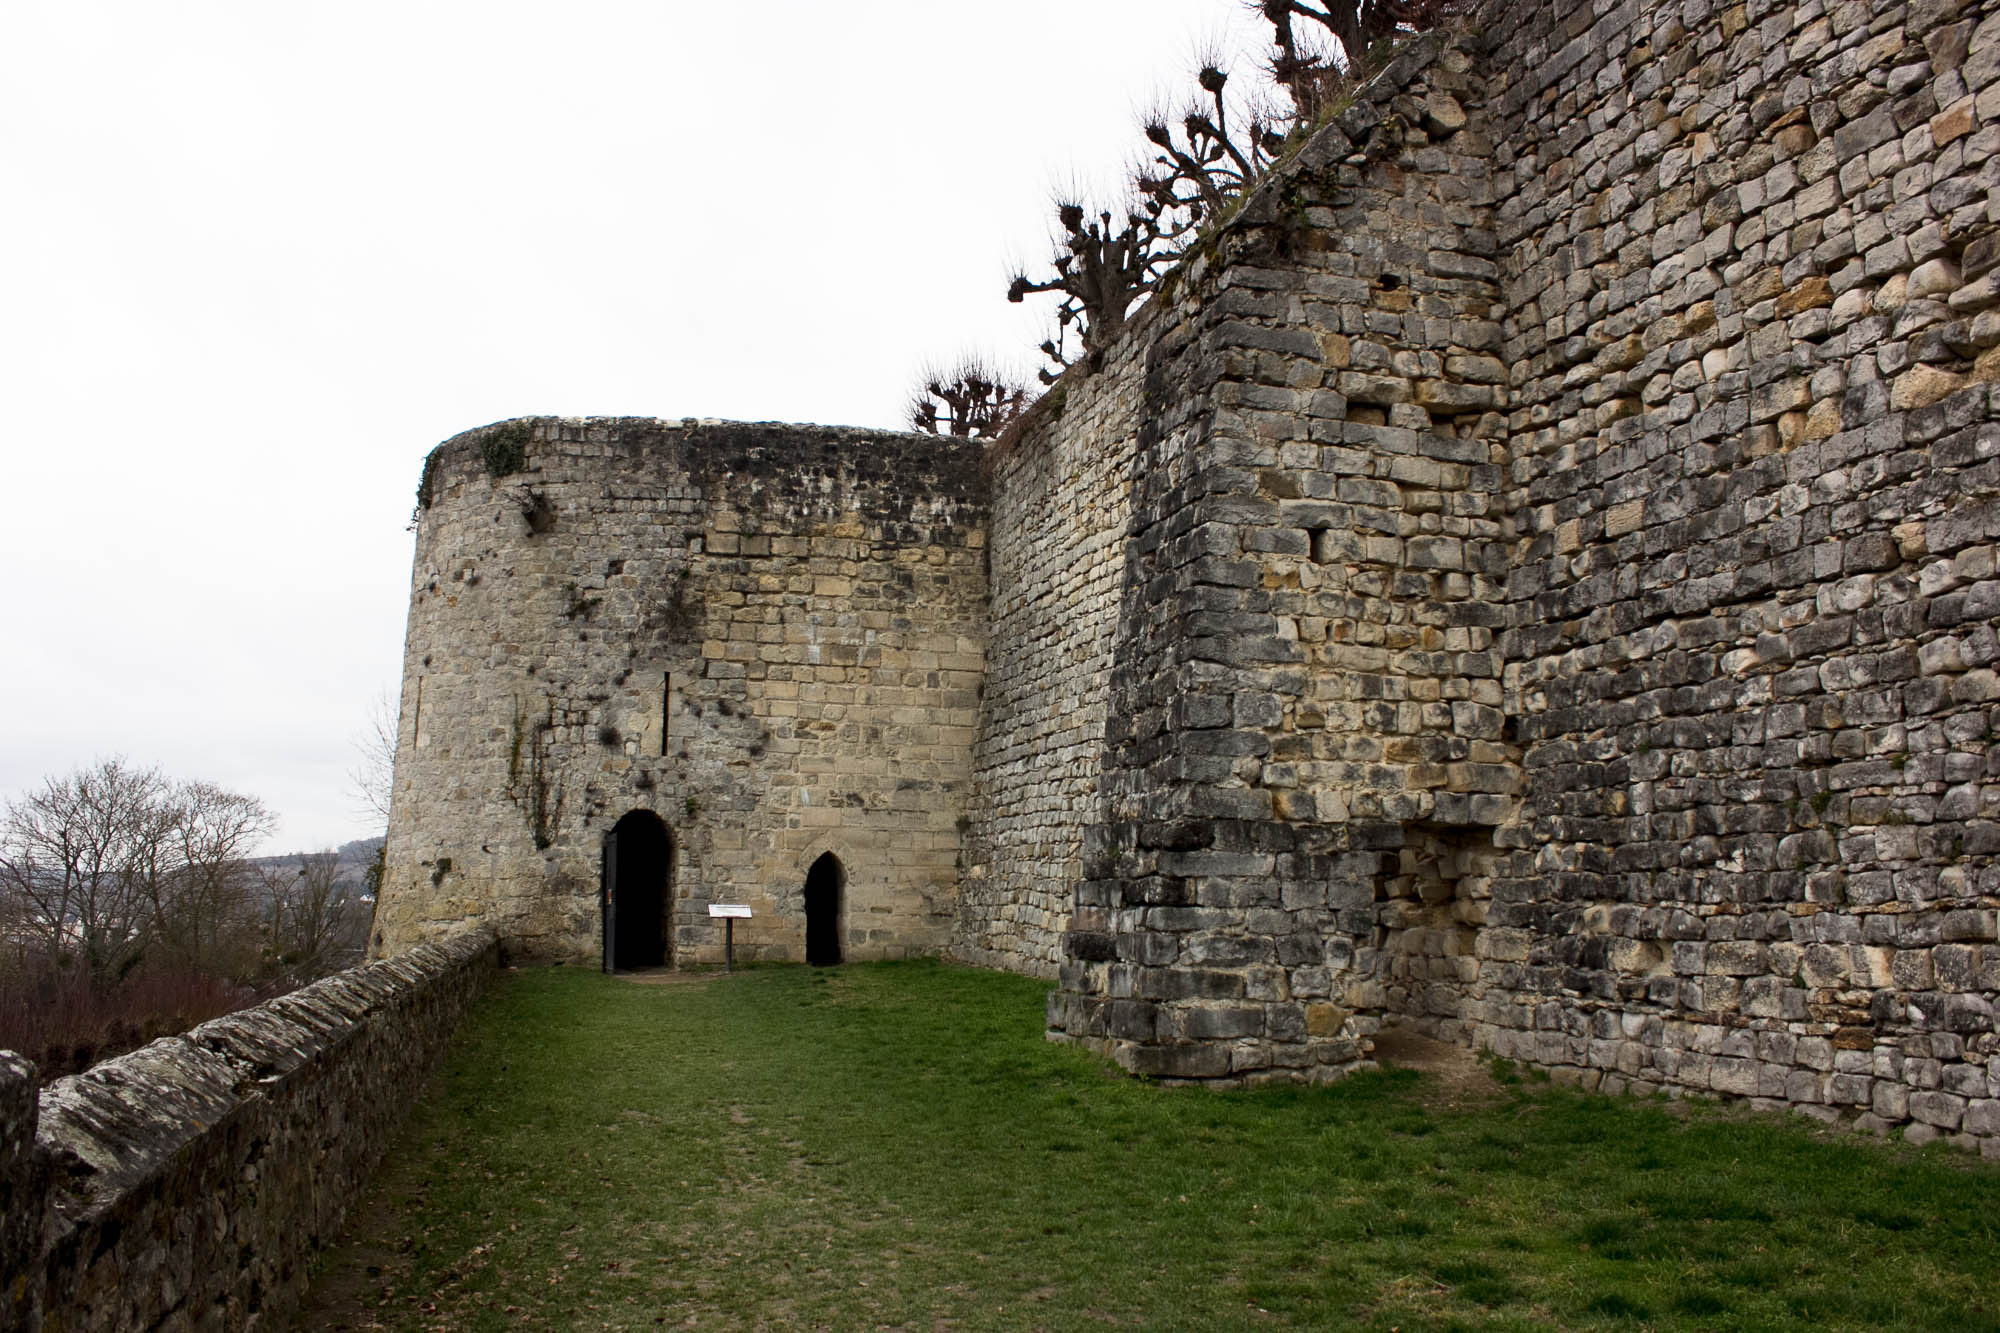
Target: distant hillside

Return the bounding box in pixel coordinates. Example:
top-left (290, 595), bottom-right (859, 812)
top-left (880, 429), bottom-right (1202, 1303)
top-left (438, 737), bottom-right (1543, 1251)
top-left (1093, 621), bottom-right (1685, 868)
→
top-left (252, 836), bottom-right (384, 897)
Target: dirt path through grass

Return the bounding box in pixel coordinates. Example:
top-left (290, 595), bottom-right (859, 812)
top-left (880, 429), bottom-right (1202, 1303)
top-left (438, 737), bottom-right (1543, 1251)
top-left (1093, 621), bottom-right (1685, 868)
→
top-left (297, 962), bottom-right (2000, 1331)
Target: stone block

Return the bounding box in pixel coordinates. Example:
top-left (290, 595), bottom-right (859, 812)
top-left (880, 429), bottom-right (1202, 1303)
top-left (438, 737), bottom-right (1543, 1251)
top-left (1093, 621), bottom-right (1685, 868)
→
top-left (1119, 1041), bottom-right (1234, 1080)
top-left (1892, 364), bottom-right (1969, 409)
top-left (1911, 1090), bottom-right (1968, 1129)
top-left (1305, 1002), bottom-right (1352, 1037)
top-left (1182, 1005), bottom-right (1267, 1040)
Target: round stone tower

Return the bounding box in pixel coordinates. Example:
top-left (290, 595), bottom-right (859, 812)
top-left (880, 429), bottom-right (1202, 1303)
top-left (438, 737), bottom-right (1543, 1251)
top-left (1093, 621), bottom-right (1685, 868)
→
top-left (374, 416), bottom-right (988, 967)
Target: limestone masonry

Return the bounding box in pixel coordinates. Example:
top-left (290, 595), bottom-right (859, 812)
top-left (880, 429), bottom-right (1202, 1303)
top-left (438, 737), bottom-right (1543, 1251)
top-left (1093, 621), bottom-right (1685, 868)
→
top-left (379, 423), bottom-right (986, 968)
top-left (379, 0), bottom-right (2000, 1150)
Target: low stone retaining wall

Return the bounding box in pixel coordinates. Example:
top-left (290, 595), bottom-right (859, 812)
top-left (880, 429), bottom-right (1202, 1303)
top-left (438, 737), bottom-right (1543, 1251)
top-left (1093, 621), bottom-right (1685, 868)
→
top-left (1, 930), bottom-right (497, 1332)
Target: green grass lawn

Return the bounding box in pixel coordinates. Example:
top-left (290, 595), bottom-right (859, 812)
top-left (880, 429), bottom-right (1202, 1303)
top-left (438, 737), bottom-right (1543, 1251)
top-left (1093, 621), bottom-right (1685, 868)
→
top-left (301, 961), bottom-right (2000, 1331)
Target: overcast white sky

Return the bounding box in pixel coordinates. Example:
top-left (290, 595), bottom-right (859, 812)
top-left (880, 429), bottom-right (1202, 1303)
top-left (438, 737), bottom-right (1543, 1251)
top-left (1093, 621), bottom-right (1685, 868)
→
top-left (2, 1), bottom-right (1272, 853)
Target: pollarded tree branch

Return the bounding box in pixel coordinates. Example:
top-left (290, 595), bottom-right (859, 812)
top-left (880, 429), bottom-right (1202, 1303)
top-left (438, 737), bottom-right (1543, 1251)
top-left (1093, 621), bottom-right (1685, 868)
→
top-left (1008, 1), bottom-right (1453, 382)
top-left (909, 356), bottom-right (1031, 438)
top-left (1009, 201), bottom-right (1175, 383)
top-left (1135, 61), bottom-right (1288, 246)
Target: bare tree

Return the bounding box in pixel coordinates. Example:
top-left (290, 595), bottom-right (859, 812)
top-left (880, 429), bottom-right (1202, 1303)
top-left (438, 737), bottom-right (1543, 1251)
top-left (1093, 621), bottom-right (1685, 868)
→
top-left (1005, 0), bottom-right (1454, 383)
top-left (350, 688), bottom-right (398, 825)
top-left (0, 759), bottom-right (175, 984)
top-left (152, 782), bottom-right (273, 977)
top-left (1135, 60), bottom-right (1290, 245)
top-left (909, 357), bottom-right (1032, 438)
top-left (261, 850), bottom-right (365, 981)
top-left (1009, 58), bottom-right (1296, 384)
top-left (0, 760), bottom-right (275, 985)
top-left (1008, 200), bottom-right (1172, 382)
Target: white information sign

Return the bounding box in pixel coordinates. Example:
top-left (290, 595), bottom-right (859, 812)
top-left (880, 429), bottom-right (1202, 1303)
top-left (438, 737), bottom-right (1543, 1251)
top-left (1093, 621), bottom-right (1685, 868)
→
top-left (708, 904), bottom-right (752, 919)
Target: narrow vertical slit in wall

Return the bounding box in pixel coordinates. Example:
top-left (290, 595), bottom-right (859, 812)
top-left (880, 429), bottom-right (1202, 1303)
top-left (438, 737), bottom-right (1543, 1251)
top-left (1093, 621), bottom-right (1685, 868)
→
top-left (413, 677), bottom-right (424, 746)
top-left (661, 672), bottom-right (671, 755)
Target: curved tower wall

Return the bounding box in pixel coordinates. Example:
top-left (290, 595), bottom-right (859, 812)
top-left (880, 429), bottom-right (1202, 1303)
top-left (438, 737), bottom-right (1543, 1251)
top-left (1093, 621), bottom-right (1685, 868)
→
top-left (375, 417), bottom-right (988, 966)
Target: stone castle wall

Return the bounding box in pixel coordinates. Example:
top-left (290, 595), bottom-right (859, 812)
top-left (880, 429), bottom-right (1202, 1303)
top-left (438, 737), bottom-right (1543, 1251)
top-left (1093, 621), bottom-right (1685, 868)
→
top-left (372, 0), bottom-right (2000, 1146)
top-left (376, 419), bottom-right (986, 967)
top-left (950, 317), bottom-right (1150, 976)
top-left (1048, 29), bottom-right (1521, 1081)
top-left (2, 932), bottom-right (495, 1332)
top-left (1477, 0), bottom-right (2000, 1141)
top-left (1037, 0), bottom-right (2000, 1148)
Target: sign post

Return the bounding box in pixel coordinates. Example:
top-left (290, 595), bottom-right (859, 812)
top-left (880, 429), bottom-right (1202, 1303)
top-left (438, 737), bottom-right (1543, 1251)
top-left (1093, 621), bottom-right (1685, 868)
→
top-left (708, 903), bottom-right (751, 972)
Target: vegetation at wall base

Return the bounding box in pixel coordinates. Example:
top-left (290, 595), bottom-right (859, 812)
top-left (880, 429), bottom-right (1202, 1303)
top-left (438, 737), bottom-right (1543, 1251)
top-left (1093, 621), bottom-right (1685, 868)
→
top-left (306, 962), bottom-right (2000, 1332)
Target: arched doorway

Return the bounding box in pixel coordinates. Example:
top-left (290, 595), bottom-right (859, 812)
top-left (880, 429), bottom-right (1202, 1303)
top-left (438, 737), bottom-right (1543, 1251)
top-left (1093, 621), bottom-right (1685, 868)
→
top-left (804, 852), bottom-right (843, 966)
top-left (603, 810), bottom-right (673, 972)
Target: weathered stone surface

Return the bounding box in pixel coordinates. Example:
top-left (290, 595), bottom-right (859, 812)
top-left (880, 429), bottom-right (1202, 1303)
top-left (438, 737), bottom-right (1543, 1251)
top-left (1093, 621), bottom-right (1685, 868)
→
top-left (11, 931), bottom-right (496, 1332)
top-left (1895, 364), bottom-right (1971, 409)
top-left (1041, 0), bottom-right (2000, 1132)
top-left (1423, 89), bottom-right (1468, 135)
top-left (955, 332), bottom-right (1148, 976)
top-left (380, 0), bottom-right (2000, 1148)
top-left (382, 423), bottom-right (986, 968)
top-left (1, 1054), bottom-right (43, 1331)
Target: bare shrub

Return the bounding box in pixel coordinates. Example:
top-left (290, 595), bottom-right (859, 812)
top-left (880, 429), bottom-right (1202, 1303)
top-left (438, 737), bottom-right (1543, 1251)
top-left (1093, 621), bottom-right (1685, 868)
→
top-left (0, 947), bottom-right (260, 1081)
top-left (909, 357), bottom-right (1032, 438)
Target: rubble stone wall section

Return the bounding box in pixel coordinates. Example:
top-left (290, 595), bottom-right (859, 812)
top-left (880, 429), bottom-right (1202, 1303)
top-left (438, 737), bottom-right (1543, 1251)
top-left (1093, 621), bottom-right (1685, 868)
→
top-left (378, 420), bottom-right (986, 968)
top-left (1050, 31), bottom-right (1523, 1081)
top-left (1477, 0), bottom-right (2000, 1147)
top-left (1037, 0), bottom-right (2000, 1150)
top-left (2, 1054), bottom-right (44, 1330)
top-left (3, 931), bottom-right (496, 1333)
top-left (951, 322), bottom-right (1149, 976)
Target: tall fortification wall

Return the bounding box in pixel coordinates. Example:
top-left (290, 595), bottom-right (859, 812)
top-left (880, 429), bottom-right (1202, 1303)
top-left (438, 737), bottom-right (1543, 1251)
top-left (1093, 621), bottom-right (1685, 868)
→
top-left (1479, 0), bottom-right (2000, 1135)
top-left (1046, 28), bottom-right (1518, 1081)
top-left (374, 0), bottom-right (2000, 1146)
top-left (951, 316), bottom-right (1150, 976)
top-left (1039, 0), bottom-right (2000, 1145)
top-left (376, 420), bottom-right (986, 967)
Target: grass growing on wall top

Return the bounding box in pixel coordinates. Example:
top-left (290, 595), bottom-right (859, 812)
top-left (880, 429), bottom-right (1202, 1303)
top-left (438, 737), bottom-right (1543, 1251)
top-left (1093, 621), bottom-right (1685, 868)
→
top-left (305, 963), bottom-right (2000, 1331)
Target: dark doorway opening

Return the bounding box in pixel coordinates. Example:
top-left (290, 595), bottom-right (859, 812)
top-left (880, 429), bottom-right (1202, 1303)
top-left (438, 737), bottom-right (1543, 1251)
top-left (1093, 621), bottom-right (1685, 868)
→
top-left (603, 810), bottom-right (673, 972)
top-left (804, 853), bottom-right (843, 967)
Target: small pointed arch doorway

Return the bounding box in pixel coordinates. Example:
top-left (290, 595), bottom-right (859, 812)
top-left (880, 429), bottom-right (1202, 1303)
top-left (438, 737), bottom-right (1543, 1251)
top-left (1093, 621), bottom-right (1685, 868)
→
top-left (803, 852), bottom-right (844, 967)
top-left (603, 810), bottom-right (673, 972)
